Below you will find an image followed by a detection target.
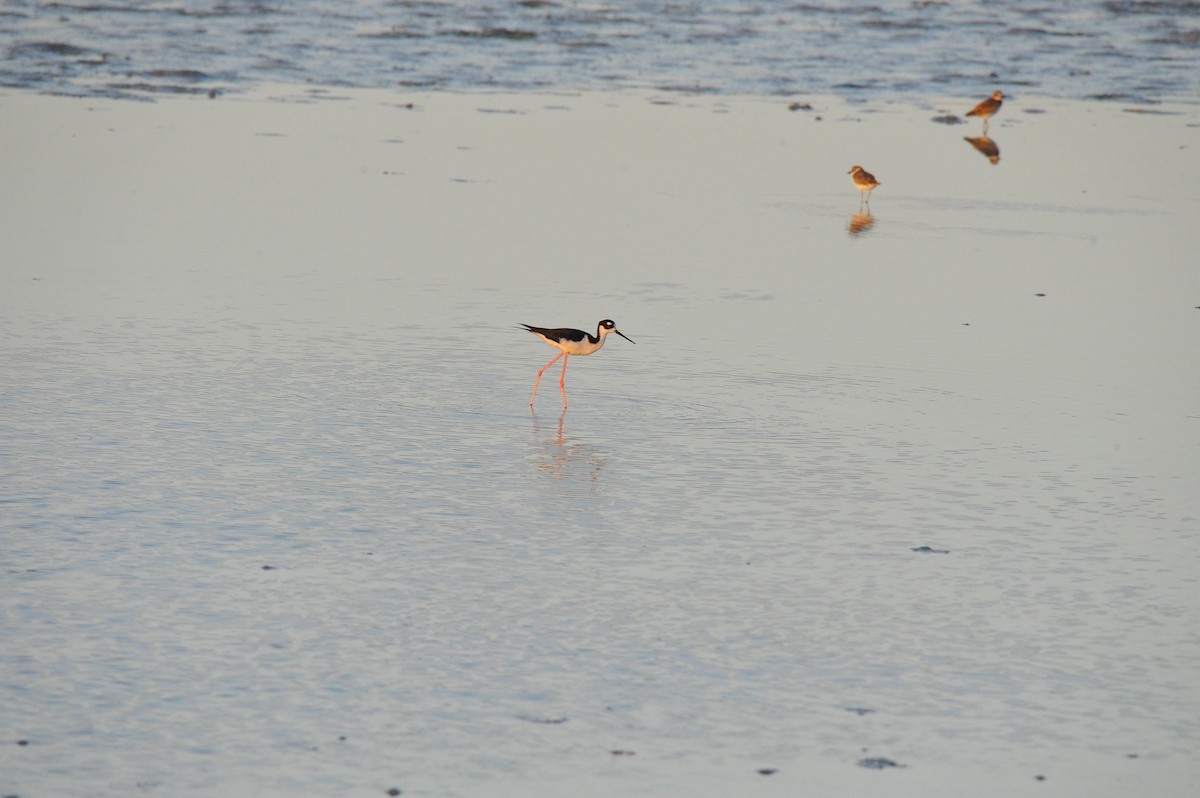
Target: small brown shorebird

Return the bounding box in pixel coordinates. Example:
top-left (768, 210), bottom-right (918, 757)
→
top-left (966, 90), bottom-right (1004, 130)
top-left (848, 165), bottom-right (880, 205)
top-left (520, 319), bottom-right (635, 408)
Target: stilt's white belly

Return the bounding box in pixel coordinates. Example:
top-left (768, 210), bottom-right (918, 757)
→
top-left (547, 338), bottom-right (603, 356)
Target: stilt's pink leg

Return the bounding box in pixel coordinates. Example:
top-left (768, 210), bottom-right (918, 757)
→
top-left (531, 352), bottom-right (564, 406)
top-left (558, 354), bottom-right (569, 407)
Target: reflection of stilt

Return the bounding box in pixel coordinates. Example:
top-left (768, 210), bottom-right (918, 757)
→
top-left (530, 407), bottom-right (566, 441)
top-left (530, 408), bottom-right (568, 473)
top-left (530, 408), bottom-right (604, 482)
top-left (848, 212), bottom-right (875, 237)
top-left (963, 134), bottom-right (1001, 165)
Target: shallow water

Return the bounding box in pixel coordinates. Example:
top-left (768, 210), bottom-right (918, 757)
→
top-left (2, 0), bottom-right (1199, 102)
top-left (2, 88), bottom-right (1199, 796)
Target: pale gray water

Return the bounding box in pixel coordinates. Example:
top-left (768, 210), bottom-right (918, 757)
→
top-left (2, 87), bottom-right (1199, 796)
top-left (2, 0), bottom-right (1199, 102)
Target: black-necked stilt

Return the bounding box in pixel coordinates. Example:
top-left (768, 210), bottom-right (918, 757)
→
top-left (966, 90), bottom-right (1004, 131)
top-left (520, 319), bottom-right (635, 408)
top-left (848, 165), bottom-right (880, 206)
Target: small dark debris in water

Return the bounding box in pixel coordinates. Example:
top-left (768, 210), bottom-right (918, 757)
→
top-left (845, 707), bottom-right (875, 716)
top-left (757, 768), bottom-right (778, 775)
top-left (787, 102), bottom-right (812, 111)
top-left (1035, 774), bottom-right (1046, 781)
top-left (452, 28), bottom-right (536, 40)
top-left (1089, 92), bottom-right (1154, 103)
top-left (1035, 292), bottom-right (1046, 297)
top-left (364, 26), bottom-right (426, 40)
top-left (610, 749), bottom-right (635, 756)
top-left (858, 757), bottom-right (906, 770)
top-left (386, 789), bottom-right (402, 796)
top-left (1126, 753), bottom-right (1139, 758)
top-left (522, 716), bottom-right (568, 724)
top-left (104, 81), bottom-right (207, 96)
top-left (261, 565), bottom-right (276, 570)
top-left (962, 322), bottom-right (971, 326)
top-left (911, 546), bottom-right (950, 554)
top-left (932, 114), bottom-right (962, 125)
top-left (15, 41), bottom-right (91, 56)
top-left (16, 739), bottom-right (30, 745)
top-left (148, 69), bottom-right (209, 80)
top-left (339, 735), bottom-right (347, 741)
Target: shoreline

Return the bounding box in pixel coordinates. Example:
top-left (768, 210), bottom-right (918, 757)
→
top-left (14, 77), bottom-right (1200, 110)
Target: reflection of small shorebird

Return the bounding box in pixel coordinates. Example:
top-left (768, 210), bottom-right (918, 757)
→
top-left (848, 165), bottom-right (880, 206)
top-left (963, 134), bottom-right (1000, 164)
top-left (521, 320), bottom-right (635, 408)
top-left (848, 212), bottom-right (875, 237)
top-left (966, 90), bottom-right (1004, 131)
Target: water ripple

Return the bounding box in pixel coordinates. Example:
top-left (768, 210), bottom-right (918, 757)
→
top-left (1, 1), bottom-right (1197, 100)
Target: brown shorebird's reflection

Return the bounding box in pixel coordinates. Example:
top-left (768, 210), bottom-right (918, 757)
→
top-left (848, 211), bottom-right (875, 237)
top-left (963, 134), bottom-right (1001, 165)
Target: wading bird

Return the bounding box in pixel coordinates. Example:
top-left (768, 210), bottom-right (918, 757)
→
top-left (520, 319), bottom-right (635, 408)
top-left (848, 165), bottom-right (881, 206)
top-left (966, 90), bottom-right (1004, 131)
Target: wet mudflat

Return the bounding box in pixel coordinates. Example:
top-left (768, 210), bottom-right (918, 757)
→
top-left (1, 86), bottom-right (1198, 797)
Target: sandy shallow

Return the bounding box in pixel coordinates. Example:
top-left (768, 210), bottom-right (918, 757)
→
top-left (2, 86), bottom-right (1198, 797)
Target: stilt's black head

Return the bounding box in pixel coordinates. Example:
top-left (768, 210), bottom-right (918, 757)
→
top-left (598, 319), bottom-right (635, 344)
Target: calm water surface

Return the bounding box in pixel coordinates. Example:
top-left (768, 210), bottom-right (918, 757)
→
top-left (2, 80), bottom-right (1199, 798)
